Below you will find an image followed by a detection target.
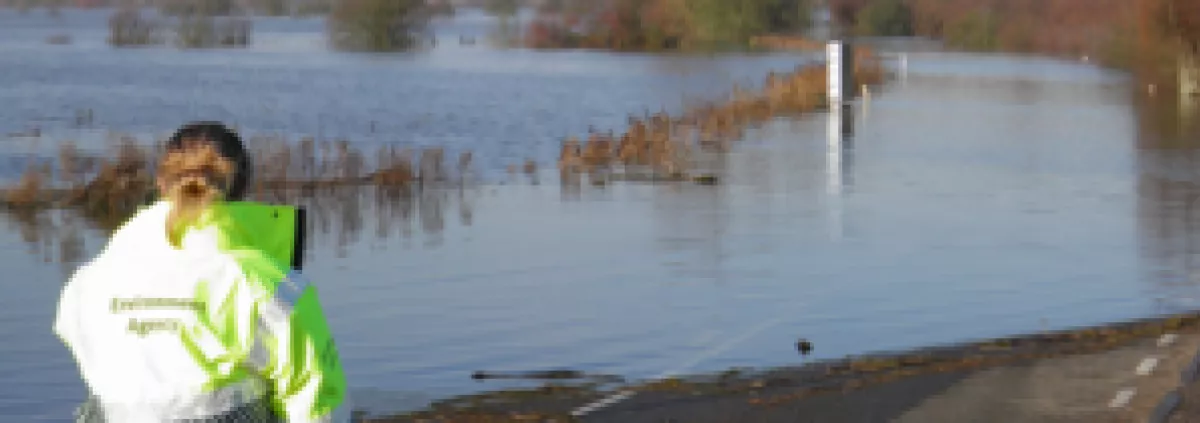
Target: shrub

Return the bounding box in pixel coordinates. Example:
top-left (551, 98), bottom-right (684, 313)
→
top-left (158, 0), bottom-right (236, 17)
top-left (176, 15), bottom-right (251, 48)
top-left (327, 0), bottom-right (429, 52)
top-left (108, 9), bottom-right (164, 47)
top-left (944, 9), bottom-right (998, 51)
top-left (855, 0), bottom-right (914, 36)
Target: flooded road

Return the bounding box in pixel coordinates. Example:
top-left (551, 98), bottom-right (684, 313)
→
top-left (3, 7), bottom-right (1200, 422)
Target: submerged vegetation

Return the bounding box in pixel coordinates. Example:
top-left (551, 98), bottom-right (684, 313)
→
top-left (0, 134), bottom-right (478, 232)
top-left (107, 8), bottom-right (164, 46)
top-left (524, 0), bottom-right (814, 51)
top-left (81, 0), bottom-right (435, 51)
top-left (326, 0), bottom-right (430, 52)
top-left (174, 14), bottom-right (251, 48)
top-left (0, 46), bottom-right (887, 232)
top-left (155, 0), bottom-right (236, 17)
top-left (483, 0), bottom-right (521, 46)
top-left (3, 156), bottom-right (478, 273)
top-left (107, 6), bottom-right (251, 48)
top-left (557, 46), bottom-right (884, 185)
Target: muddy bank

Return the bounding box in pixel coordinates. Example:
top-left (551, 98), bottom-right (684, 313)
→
top-left (365, 311), bottom-right (1200, 422)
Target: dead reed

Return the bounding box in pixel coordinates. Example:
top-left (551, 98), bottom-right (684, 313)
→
top-left (556, 47), bottom-right (887, 183)
top-left (0, 134), bottom-right (476, 230)
top-left (0, 48), bottom-right (885, 224)
top-left (748, 35), bottom-right (826, 51)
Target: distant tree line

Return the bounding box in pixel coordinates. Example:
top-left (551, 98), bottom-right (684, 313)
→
top-left (522, 0), bottom-right (814, 51)
top-left (427, 0), bottom-right (454, 17)
top-left (825, 0), bottom-right (1200, 88)
top-left (828, 0), bottom-right (1199, 66)
top-left (482, 0), bottom-right (520, 46)
top-left (1134, 0), bottom-right (1200, 90)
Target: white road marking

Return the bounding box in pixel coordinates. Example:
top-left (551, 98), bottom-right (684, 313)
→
top-left (1137, 357), bottom-right (1160, 376)
top-left (570, 317), bottom-right (785, 417)
top-left (1109, 388), bottom-right (1137, 408)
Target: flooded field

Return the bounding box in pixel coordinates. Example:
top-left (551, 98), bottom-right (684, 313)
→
top-left (0, 8), bottom-right (818, 180)
top-left (4, 6), bottom-right (1200, 422)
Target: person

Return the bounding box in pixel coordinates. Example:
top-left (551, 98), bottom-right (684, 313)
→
top-left (54, 122), bottom-right (351, 423)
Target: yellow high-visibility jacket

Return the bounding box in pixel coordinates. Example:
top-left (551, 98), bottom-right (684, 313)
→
top-left (54, 200), bottom-right (350, 423)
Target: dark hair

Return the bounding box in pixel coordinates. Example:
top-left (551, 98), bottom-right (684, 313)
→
top-left (164, 121), bottom-right (251, 200)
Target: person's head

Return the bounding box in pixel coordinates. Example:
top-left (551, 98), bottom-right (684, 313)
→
top-left (157, 121), bottom-right (251, 241)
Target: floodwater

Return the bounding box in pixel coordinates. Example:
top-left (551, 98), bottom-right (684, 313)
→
top-left (3, 6), bottom-right (1200, 422)
top-left (0, 7), bottom-right (816, 177)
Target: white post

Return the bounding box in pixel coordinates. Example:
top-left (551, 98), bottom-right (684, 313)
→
top-left (827, 40), bottom-right (855, 106)
top-left (827, 41), bottom-right (843, 106)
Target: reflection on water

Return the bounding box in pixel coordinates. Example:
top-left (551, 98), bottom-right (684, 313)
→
top-left (827, 104), bottom-right (854, 242)
top-left (257, 185), bottom-right (480, 254)
top-left (652, 164), bottom-right (732, 284)
top-left (1, 184), bottom-right (480, 270)
top-left (1135, 92), bottom-right (1200, 313)
top-left (2, 209), bottom-right (87, 274)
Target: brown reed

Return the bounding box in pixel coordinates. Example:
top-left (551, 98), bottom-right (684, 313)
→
top-left (0, 134), bottom-right (474, 229)
top-left (556, 48), bottom-right (886, 183)
top-left (0, 49), bottom-right (887, 222)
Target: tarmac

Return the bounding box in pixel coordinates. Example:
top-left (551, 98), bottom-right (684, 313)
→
top-left (365, 312), bottom-right (1200, 423)
top-left (573, 327), bottom-right (1200, 423)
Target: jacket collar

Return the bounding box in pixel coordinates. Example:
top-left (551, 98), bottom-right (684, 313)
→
top-left (150, 200), bottom-right (305, 270)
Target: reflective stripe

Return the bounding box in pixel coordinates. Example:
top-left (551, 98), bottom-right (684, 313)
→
top-left (246, 331), bottom-right (272, 371)
top-left (255, 268), bottom-right (348, 423)
top-left (274, 270), bottom-right (310, 312)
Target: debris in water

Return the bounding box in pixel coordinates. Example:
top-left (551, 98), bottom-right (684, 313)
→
top-left (797, 339), bottom-right (813, 355)
top-left (471, 369), bottom-right (624, 383)
top-left (692, 174), bottom-right (719, 185)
